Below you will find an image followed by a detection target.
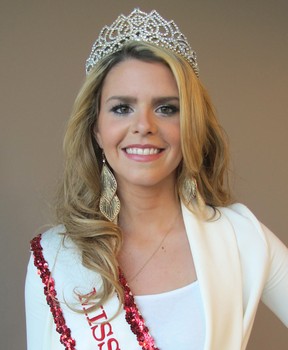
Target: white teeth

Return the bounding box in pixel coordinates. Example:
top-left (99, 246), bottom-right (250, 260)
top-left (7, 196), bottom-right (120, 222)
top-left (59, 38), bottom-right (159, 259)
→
top-left (126, 148), bottom-right (160, 155)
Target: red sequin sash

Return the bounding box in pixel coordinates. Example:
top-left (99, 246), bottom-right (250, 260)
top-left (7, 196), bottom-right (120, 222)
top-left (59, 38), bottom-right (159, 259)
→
top-left (119, 270), bottom-right (159, 350)
top-left (30, 235), bottom-right (76, 350)
top-left (31, 234), bottom-right (159, 350)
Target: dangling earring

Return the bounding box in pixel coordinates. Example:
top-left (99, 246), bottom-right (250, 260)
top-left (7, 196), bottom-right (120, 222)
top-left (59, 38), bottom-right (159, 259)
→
top-left (99, 153), bottom-right (120, 223)
top-left (182, 176), bottom-right (206, 211)
top-left (182, 176), bottom-right (197, 205)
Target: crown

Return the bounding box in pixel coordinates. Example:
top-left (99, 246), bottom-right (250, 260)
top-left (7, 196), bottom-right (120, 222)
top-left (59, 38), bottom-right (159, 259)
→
top-left (86, 8), bottom-right (199, 76)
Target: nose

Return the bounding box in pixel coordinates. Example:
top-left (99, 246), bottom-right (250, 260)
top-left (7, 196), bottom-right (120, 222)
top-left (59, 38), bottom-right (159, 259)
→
top-left (131, 109), bottom-right (157, 135)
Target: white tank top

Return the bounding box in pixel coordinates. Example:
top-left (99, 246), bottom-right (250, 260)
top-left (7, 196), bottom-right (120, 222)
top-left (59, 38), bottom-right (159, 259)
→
top-left (134, 280), bottom-right (205, 349)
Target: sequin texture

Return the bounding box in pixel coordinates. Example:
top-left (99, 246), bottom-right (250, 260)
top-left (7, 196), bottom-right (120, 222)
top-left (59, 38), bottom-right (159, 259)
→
top-left (119, 270), bottom-right (160, 350)
top-left (30, 235), bottom-right (76, 350)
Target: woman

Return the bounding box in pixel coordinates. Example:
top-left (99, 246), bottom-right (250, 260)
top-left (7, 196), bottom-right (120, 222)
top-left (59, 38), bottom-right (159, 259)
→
top-left (25, 9), bottom-right (288, 350)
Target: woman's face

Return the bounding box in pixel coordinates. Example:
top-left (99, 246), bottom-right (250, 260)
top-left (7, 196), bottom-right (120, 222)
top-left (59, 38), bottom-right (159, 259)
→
top-left (95, 58), bottom-right (182, 191)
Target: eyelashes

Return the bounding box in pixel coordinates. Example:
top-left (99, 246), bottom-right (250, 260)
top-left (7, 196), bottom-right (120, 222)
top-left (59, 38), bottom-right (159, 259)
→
top-left (155, 105), bottom-right (179, 116)
top-left (110, 104), bottom-right (133, 115)
top-left (109, 103), bottom-right (179, 117)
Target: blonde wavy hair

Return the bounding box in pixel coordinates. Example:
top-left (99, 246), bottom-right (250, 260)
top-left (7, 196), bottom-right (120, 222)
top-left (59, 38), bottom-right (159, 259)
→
top-left (56, 41), bottom-right (233, 309)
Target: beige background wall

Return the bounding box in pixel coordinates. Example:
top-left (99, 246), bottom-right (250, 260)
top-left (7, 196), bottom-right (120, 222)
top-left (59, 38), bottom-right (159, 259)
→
top-left (1, 0), bottom-right (287, 348)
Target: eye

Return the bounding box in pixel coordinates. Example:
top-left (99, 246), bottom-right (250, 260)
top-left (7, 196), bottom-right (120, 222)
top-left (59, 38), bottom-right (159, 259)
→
top-left (110, 104), bottom-right (133, 115)
top-left (156, 104), bottom-right (179, 116)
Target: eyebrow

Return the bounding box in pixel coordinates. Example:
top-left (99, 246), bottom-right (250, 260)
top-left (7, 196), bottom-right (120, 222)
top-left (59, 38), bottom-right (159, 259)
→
top-left (105, 96), bottom-right (179, 104)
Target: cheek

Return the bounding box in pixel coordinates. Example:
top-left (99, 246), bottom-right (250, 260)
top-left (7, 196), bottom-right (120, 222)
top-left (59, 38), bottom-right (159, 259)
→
top-left (95, 131), bottom-right (103, 149)
top-left (168, 125), bottom-right (181, 149)
top-left (95, 121), bottom-right (124, 152)
top-left (93, 121), bottom-right (103, 148)
top-left (171, 128), bottom-right (183, 160)
top-left (95, 117), bottom-right (116, 150)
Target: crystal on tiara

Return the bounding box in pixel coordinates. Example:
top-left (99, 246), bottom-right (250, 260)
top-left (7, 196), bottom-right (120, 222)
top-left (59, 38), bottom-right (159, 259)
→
top-left (86, 8), bottom-right (199, 76)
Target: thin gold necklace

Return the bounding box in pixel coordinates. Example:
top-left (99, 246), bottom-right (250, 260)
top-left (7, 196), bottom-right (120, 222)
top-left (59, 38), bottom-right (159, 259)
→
top-left (128, 210), bottom-right (181, 282)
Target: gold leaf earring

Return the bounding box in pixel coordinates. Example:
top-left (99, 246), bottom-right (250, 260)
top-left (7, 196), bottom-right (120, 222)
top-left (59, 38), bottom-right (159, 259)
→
top-left (182, 176), bottom-right (197, 205)
top-left (182, 176), bottom-right (206, 212)
top-left (99, 154), bottom-right (120, 223)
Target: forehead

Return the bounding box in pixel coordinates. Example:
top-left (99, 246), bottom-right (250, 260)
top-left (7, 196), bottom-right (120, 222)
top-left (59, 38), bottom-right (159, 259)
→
top-left (101, 59), bottom-right (179, 98)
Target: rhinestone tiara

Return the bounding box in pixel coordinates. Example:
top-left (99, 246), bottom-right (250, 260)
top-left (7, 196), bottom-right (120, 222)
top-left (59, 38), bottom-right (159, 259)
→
top-left (86, 8), bottom-right (199, 76)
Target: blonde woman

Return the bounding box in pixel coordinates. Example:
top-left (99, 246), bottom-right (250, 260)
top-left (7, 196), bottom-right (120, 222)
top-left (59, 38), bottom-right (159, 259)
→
top-left (25, 9), bottom-right (288, 350)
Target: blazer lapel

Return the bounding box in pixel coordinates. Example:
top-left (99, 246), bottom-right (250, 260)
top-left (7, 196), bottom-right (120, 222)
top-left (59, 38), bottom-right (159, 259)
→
top-left (182, 203), bottom-right (243, 349)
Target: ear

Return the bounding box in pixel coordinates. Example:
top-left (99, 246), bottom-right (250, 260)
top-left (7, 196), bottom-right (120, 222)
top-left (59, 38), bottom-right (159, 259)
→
top-left (93, 124), bottom-right (103, 149)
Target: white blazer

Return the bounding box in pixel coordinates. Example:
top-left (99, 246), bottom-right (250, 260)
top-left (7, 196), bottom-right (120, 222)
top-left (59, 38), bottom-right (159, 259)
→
top-left (25, 203), bottom-right (288, 350)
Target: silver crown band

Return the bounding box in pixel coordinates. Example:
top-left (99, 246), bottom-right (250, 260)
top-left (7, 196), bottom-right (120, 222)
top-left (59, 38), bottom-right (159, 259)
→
top-left (86, 8), bottom-right (199, 76)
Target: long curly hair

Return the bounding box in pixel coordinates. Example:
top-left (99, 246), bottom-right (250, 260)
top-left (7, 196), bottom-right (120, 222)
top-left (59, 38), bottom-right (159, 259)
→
top-left (55, 41), bottom-right (233, 309)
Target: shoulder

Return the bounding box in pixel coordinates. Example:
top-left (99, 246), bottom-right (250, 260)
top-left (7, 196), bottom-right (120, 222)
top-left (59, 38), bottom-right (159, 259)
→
top-left (30, 225), bottom-right (82, 273)
top-left (221, 202), bottom-right (258, 219)
top-left (30, 225), bottom-right (101, 297)
top-left (39, 224), bottom-right (66, 252)
top-left (219, 203), bottom-right (275, 258)
top-left (220, 203), bottom-right (264, 238)
top-left (220, 202), bottom-right (260, 223)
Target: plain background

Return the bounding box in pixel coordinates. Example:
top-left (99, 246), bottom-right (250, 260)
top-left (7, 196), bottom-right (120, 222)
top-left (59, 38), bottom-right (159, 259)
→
top-left (1, 0), bottom-right (287, 349)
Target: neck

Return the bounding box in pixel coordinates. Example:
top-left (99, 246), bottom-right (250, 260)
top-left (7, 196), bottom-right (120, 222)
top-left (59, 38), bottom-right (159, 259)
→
top-left (117, 181), bottom-right (181, 238)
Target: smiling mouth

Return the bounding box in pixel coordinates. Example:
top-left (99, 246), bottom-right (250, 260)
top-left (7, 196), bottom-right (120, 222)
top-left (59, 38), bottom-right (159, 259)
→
top-left (125, 147), bottom-right (163, 155)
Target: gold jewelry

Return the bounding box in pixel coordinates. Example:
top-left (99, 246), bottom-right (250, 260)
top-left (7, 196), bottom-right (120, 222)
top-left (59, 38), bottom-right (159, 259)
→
top-left (182, 176), bottom-right (197, 205)
top-left (129, 210), bottom-right (181, 282)
top-left (99, 154), bottom-right (120, 223)
top-left (182, 176), bottom-right (206, 213)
